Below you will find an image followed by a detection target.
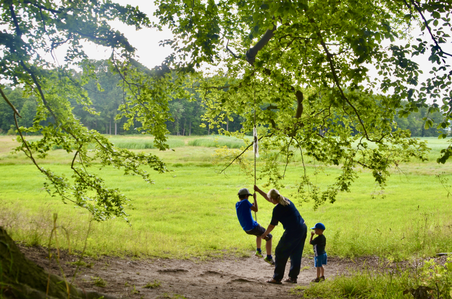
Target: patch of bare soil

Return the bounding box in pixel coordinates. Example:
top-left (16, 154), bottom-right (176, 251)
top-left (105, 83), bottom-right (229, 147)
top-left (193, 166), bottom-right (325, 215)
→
top-left (16, 244), bottom-right (409, 299)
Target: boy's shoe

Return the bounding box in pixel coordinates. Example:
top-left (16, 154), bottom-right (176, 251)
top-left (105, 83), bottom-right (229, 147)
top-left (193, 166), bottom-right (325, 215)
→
top-left (311, 277), bottom-right (321, 283)
top-left (320, 276), bottom-right (325, 281)
top-left (264, 257), bottom-right (275, 266)
top-left (255, 251), bottom-right (263, 258)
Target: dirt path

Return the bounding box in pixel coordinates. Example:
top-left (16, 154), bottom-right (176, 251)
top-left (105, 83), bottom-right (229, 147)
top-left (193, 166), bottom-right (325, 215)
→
top-left (19, 245), bottom-right (370, 299)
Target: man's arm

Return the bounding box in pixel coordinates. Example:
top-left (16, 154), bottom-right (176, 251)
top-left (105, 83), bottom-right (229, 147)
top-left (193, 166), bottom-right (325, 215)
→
top-left (261, 224), bottom-right (275, 240)
top-left (254, 185), bottom-right (272, 203)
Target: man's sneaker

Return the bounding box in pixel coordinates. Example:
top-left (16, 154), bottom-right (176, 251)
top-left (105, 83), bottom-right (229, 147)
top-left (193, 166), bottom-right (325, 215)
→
top-left (284, 277), bottom-right (297, 283)
top-left (264, 257), bottom-right (275, 265)
top-left (255, 251), bottom-right (263, 258)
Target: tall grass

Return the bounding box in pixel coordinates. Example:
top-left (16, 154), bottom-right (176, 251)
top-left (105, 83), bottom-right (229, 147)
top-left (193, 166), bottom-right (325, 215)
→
top-left (188, 136), bottom-right (247, 149)
top-left (296, 257), bottom-right (452, 298)
top-left (0, 135), bottom-right (452, 261)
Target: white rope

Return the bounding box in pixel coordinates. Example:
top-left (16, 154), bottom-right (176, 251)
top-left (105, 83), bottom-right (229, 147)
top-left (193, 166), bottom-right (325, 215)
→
top-left (253, 94), bottom-right (257, 221)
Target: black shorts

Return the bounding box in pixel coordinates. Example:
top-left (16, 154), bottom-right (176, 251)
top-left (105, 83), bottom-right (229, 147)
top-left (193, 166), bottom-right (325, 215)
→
top-left (245, 224), bottom-right (272, 241)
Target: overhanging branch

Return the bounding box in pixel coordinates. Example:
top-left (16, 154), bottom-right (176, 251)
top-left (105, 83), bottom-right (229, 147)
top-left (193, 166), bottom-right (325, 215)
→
top-left (404, 0), bottom-right (452, 58)
top-left (245, 26), bottom-right (276, 66)
top-left (220, 133), bottom-right (272, 174)
top-left (0, 87), bottom-right (22, 118)
top-left (315, 25), bottom-right (374, 142)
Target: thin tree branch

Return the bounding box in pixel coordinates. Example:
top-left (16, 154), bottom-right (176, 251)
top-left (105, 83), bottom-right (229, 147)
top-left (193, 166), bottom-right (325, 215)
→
top-left (13, 113), bottom-right (75, 204)
top-left (219, 133), bottom-right (272, 174)
top-left (295, 138), bottom-right (308, 179)
top-left (404, 0), bottom-right (452, 58)
top-left (283, 137), bottom-right (294, 178)
top-left (0, 87), bottom-right (22, 118)
top-left (226, 40), bottom-right (240, 59)
top-left (314, 25), bottom-right (375, 142)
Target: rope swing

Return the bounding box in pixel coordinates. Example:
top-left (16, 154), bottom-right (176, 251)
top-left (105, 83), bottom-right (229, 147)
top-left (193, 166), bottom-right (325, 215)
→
top-left (253, 94), bottom-right (259, 221)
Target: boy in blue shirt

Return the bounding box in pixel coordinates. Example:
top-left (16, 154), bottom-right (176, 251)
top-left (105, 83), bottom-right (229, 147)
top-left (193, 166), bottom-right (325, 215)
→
top-left (235, 188), bottom-right (274, 265)
top-left (310, 222), bottom-right (327, 282)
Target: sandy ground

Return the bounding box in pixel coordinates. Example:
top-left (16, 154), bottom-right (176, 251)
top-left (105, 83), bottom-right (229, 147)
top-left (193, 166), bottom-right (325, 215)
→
top-left (18, 245), bottom-right (384, 299)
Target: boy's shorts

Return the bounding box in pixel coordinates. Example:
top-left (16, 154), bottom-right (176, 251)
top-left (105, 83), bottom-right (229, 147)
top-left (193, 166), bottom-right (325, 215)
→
top-left (245, 224), bottom-right (272, 241)
top-left (314, 253), bottom-right (327, 267)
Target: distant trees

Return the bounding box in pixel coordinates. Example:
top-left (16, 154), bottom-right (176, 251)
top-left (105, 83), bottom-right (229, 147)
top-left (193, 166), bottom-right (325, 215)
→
top-left (0, 87), bottom-right (34, 134)
top-left (395, 102), bottom-right (447, 137)
top-left (75, 60), bottom-right (125, 135)
top-left (0, 79), bottom-right (446, 138)
top-left (0, 61), bottom-right (247, 136)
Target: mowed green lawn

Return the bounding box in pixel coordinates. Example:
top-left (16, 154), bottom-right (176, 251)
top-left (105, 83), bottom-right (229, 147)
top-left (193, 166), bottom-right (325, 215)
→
top-left (0, 135), bottom-right (452, 260)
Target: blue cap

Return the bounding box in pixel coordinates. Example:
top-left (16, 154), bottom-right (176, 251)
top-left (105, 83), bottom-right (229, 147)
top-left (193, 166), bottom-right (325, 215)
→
top-left (311, 223), bottom-right (326, 230)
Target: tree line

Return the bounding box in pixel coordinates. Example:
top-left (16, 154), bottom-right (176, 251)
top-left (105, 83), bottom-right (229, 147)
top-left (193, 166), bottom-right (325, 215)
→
top-left (0, 60), bottom-right (446, 138)
top-left (0, 60), bottom-right (245, 136)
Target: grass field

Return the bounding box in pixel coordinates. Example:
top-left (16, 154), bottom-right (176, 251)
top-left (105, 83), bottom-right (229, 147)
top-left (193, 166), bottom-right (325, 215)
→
top-left (1, 135), bottom-right (452, 261)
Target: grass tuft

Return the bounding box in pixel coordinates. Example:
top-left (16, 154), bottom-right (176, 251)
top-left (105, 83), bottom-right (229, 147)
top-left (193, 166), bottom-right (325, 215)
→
top-left (143, 280), bottom-right (161, 289)
top-left (91, 276), bottom-right (107, 287)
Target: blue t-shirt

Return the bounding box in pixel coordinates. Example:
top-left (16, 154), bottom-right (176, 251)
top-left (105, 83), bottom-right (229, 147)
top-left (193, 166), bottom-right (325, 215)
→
top-left (270, 200), bottom-right (304, 235)
top-left (236, 199), bottom-right (258, 231)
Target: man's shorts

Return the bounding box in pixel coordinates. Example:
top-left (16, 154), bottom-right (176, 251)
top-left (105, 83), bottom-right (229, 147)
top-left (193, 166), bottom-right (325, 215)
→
top-left (245, 224), bottom-right (272, 241)
top-left (314, 253), bottom-right (327, 267)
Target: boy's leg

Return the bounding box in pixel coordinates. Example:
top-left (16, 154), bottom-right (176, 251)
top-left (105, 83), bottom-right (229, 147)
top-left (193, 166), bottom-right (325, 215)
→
top-left (256, 236), bottom-right (262, 250)
top-left (320, 253), bottom-right (326, 278)
top-left (255, 236), bottom-right (263, 257)
top-left (265, 238), bottom-right (272, 256)
top-left (316, 267), bottom-right (321, 278)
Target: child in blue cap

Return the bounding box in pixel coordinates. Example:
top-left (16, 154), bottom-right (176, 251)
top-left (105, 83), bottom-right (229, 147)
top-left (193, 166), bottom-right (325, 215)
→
top-left (310, 222), bottom-right (327, 282)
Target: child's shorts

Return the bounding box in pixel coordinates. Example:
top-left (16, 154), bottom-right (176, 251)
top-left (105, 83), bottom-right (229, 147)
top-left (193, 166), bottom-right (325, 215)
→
top-left (314, 253), bottom-right (327, 267)
top-left (245, 224), bottom-right (272, 241)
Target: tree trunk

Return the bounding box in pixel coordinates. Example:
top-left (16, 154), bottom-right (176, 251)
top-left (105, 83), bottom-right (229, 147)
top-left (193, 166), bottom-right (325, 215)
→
top-left (0, 227), bottom-right (115, 299)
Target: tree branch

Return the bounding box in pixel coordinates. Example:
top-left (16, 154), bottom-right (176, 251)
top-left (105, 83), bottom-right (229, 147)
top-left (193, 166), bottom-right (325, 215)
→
top-left (404, 0), bottom-right (452, 58)
top-left (0, 87), bottom-right (22, 118)
top-left (219, 134), bottom-right (272, 174)
top-left (226, 40), bottom-right (240, 59)
top-left (245, 25), bottom-right (276, 66)
top-left (315, 25), bottom-right (374, 142)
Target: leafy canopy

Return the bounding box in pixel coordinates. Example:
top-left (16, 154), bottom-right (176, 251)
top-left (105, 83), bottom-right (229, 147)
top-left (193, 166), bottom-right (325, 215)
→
top-left (155, 0), bottom-right (451, 206)
top-left (1, 0), bottom-right (451, 215)
top-left (0, 0), bottom-right (180, 221)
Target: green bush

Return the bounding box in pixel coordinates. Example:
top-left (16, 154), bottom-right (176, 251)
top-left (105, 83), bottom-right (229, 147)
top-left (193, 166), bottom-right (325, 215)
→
top-left (298, 257), bottom-right (452, 299)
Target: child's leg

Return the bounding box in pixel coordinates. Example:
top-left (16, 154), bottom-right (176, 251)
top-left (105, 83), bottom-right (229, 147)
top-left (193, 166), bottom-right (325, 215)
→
top-left (316, 267), bottom-right (321, 278)
top-left (265, 237), bottom-right (272, 256)
top-left (256, 236), bottom-right (262, 251)
top-left (320, 266), bottom-right (324, 277)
